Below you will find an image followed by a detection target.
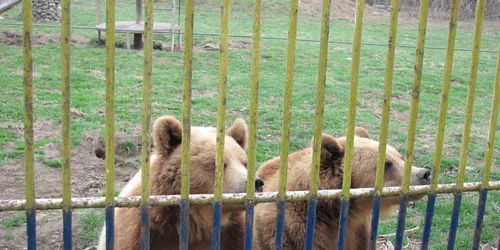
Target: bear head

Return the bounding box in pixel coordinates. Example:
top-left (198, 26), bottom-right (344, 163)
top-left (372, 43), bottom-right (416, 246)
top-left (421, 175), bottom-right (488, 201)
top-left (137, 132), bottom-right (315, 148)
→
top-left (152, 116), bottom-right (264, 198)
top-left (317, 127), bottom-right (430, 209)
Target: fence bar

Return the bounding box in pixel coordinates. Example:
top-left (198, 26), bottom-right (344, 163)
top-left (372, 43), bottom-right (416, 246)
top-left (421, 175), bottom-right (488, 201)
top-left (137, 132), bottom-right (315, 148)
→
top-left (180, 0), bottom-right (194, 248)
top-left (139, 0), bottom-right (154, 249)
top-left (472, 42), bottom-right (500, 250)
top-left (22, 0), bottom-right (36, 248)
top-left (243, 0), bottom-right (263, 248)
top-left (395, 1), bottom-right (444, 249)
top-left (447, 0), bottom-right (484, 248)
top-left (304, 0), bottom-right (331, 249)
top-left (274, 0), bottom-right (299, 249)
top-left (104, 0), bottom-right (116, 248)
top-left (368, 0), bottom-right (400, 248)
top-left (2, 182), bottom-right (500, 211)
top-left (211, 0), bottom-right (231, 248)
top-left (337, 0), bottom-right (364, 248)
top-left (60, 0), bottom-right (72, 247)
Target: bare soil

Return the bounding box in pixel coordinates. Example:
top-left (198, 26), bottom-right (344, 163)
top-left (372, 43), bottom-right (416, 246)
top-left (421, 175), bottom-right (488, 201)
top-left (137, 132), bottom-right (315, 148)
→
top-left (0, 120), bottom-right (143, 250)
top-left (0, 31), bottom-right (90, 46)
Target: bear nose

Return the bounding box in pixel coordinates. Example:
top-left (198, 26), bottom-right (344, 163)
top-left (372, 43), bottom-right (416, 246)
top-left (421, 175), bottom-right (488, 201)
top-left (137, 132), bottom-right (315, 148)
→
top-left (255, 177), bottom-right (264, 193)
top-left (417, 169), bottom-right (431, 181)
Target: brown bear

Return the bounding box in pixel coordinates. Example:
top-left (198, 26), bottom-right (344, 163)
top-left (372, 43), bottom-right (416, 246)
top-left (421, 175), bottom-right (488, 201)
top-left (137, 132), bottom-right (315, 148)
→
top-left (97, 115), bottom-right (264, 250)
top-left (253, 128), bottom-right (430, 250)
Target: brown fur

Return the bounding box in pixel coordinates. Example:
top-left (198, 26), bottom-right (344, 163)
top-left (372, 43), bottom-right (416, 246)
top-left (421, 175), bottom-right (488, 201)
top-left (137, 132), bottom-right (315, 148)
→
top-left (98, 116), bottom-right (250, 250)
top-left (253, 128), bottom-right (430, 250)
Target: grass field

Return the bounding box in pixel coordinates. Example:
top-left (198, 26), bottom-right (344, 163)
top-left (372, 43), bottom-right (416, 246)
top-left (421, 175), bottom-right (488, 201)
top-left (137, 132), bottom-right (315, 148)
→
top-left (0, 0), bottom-right (499, 249)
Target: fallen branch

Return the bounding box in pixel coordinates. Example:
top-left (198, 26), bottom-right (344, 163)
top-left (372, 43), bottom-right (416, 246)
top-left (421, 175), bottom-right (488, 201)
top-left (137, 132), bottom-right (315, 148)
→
top-left (378, 227), bottom-right (420, 239)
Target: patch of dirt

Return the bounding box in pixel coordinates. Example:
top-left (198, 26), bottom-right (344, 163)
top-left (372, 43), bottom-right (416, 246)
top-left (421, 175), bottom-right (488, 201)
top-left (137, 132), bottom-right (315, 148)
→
top-left (0, 31), bottom-right (89, 46)
top-left (299, 0), bottom-right (390, 20)
top-left (0, 120), bottom-right (145, 249)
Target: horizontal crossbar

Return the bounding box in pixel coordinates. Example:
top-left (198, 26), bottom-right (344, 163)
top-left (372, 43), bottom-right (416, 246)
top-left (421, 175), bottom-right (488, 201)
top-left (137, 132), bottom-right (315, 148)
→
top-left (1, 181), bottom-right (498, 212)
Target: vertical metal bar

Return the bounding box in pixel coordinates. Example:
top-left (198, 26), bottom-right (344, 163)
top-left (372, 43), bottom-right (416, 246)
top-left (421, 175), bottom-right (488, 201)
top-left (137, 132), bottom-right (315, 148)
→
top-left (211, 0), bottom-right (230, 249)
top-left (243, 0), bottom-right (262, 248)
top-left (472, 42), bottom-right (500, 250)
top-left (448, 0), bottom-right (483, 248)
top-left (140, 0), bottom-right (154, 249)
top-left (22, 0), bottom-right (36, 248)
top-left (304, 0), bottom-right (330, 249)
top-left (180, 0), bottom-right (194, 248)
top-left (104, 0), bottom-right (116, 248)
top-left (60, 0), bottom-right (72, 247)
top-left (368, 0), bottom-right (400, 248)
top-left (136, 0), bottom-right (142, 24)
top-left (397, 0), bottom-right (451, 248)
top-left (338, 0), bottom-right (364, 248)
top-left (274, 0), bottom-right (299, 249)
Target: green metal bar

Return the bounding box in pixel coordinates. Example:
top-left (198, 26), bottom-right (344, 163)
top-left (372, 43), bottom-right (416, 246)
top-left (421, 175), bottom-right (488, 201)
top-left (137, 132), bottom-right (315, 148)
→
top-left (60, 0), bottom-right (72, 247)
top-left (140, 0), bottom-right (154, 248)
top-left (246, 0), bottom-right (262, 200)
top-left (60, 0), bottom-right (71, 215)
top-left (22, 0), bottom-right (36, 247)
top-left (277, 0), bottom-right (298, 202)
top-left (180, 0), bottom-right (194, 200)
top-left (482, 44), bottom-right (500, 187)
top-left (342, 0), bottom-right (364, 200)
top-left (428, 0), bottom-right (461, 193)
top-left (456, 0), bottom-right (484, 190)
top-left (104, 0), bottom-right (116, 210)
top-left (214, 0), bottom-right (230, 203)
top-left (309, 0), bottom-right (331, 198)
top-left (374, 0), bottom-right (400, 193)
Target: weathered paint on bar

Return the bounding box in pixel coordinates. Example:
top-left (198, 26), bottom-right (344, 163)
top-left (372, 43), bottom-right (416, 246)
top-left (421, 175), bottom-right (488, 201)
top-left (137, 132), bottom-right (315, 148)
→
top-left (304, 199), bottom-right (318, 250)
top-left (395, 195), bottom-right (409, 249)
top-left (369, 0), bottom-right (400, 247)
top-left (274, 200), bottom-right (287, 250)
top-left (140, 0), bottom-right (154, 248)
top-left (60, 0), bottom-right (72, 245)
top-left (212, 0), bottom-right (231, 248)
top-left (104, 0), bottom-right (116, 248)
top-left (274, 0), bottom-right (299, 247)
top-left (211, 202), bottom-right (223, 249)
top-left (22, 0), bottom-right (36, 248)
top-left (421, 193), bottom-right (437, 249)
top-left (447, 192), bottom-right (462, 250)
top-left (244, 202), bottom-right (255, 250)
top-left (180, 0), bottom-right (194, 248)
top-left (304, 0), bottom-right (331, 248)
top-left (244, 0), bottom-right (263, 247)
top-left (337, 200), bottom-right (350, 250)
top-left (2, 182), bottom-right (500, 211)
top-left (472, 188), bottom-right (488, 250)
top-left (338, 0), bottom-right (364, 247)
top-left (368, 195), bottom-right (382, 250)
top-left (342, 0), bottom-right (364, 201)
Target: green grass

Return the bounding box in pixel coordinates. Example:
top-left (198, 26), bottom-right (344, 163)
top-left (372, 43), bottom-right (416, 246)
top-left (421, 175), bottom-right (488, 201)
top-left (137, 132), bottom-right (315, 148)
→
top-left (79, 209), bottom-right (105, 249)
top-left (0, 0), bottom-right (499, 248)
top-left (1, 214), bottom-right (27, 229)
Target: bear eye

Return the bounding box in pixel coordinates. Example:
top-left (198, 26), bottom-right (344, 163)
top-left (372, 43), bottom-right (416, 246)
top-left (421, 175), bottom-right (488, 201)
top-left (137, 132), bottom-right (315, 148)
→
top-left (384, 161), bottom-right (393, 170)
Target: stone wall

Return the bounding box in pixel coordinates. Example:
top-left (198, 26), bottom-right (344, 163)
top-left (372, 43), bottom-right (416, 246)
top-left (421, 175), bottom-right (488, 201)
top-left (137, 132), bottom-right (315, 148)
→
top-left (32, 0), bottom-right (61, 22)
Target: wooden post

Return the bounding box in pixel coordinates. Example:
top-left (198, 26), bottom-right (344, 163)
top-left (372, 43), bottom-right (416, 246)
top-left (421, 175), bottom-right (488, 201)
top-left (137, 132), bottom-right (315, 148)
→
top-left (134, 0), bottom-right (143, 49)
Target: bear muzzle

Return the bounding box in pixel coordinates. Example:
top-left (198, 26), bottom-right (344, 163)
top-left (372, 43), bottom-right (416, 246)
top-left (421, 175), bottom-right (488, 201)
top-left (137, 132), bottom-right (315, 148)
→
top-left (415, 168), bottom-right (431, 185)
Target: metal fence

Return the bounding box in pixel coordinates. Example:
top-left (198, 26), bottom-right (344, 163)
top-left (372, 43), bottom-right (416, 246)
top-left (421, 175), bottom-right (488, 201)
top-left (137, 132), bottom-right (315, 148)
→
top-left (0, 0), bottom-right (499, 249)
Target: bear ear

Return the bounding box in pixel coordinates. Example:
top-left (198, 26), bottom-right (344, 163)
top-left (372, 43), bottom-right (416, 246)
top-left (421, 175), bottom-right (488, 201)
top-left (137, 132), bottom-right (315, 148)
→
top-left (320, 134), bottom-right (344, 167)
top-left (355, 127), bottom-right (371, 139)
top-left (226, 118), bottom-right (248, 149)
top-left (153, 116), bottom-right (183, 155)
